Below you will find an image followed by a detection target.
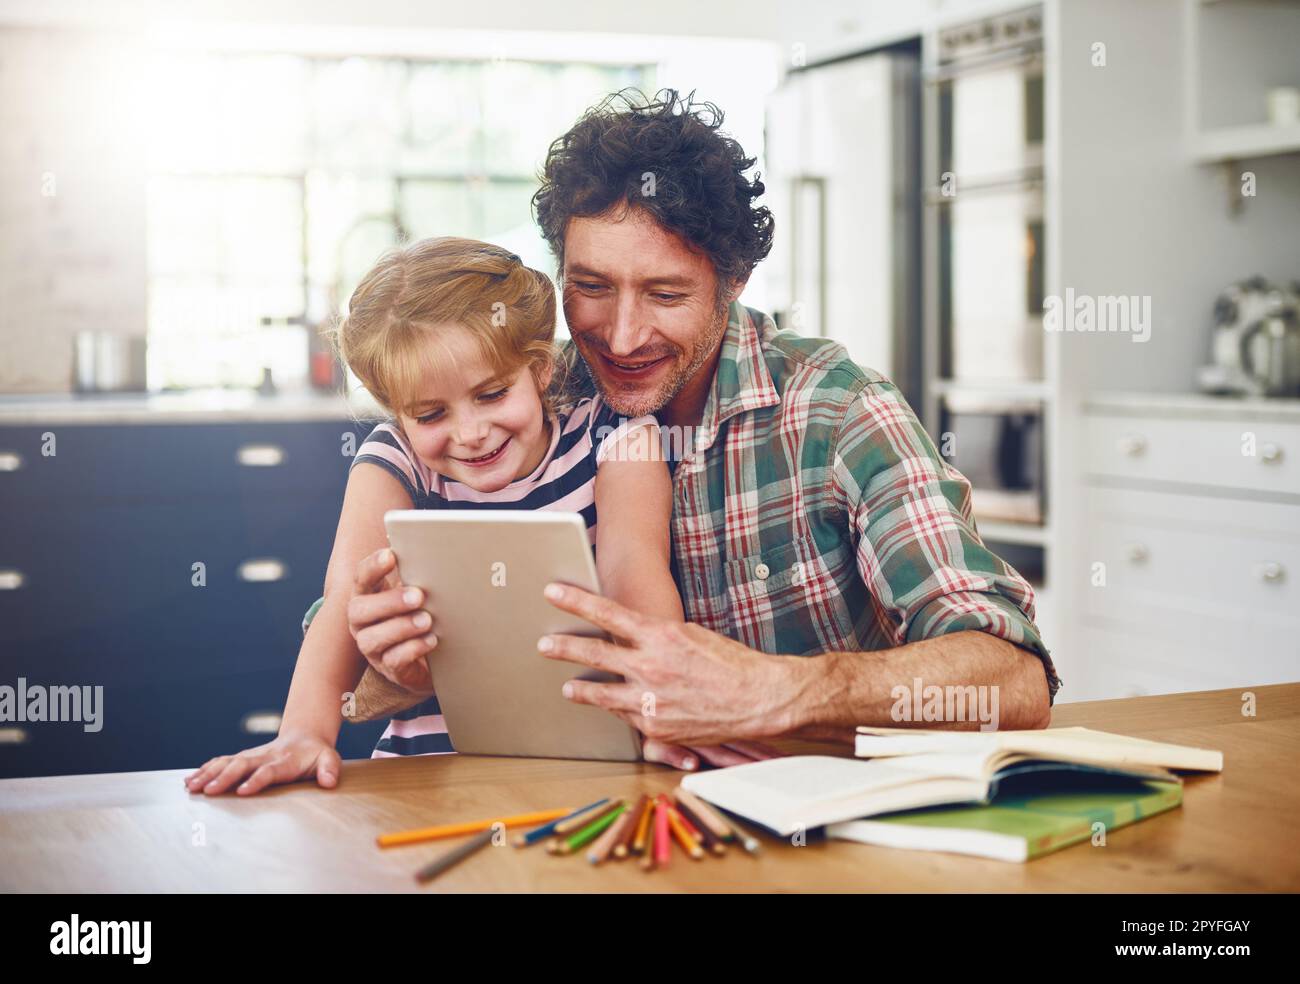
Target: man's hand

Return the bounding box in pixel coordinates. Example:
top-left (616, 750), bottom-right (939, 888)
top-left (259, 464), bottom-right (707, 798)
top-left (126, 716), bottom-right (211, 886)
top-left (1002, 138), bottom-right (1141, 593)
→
top-left (539, 582), bottom-right (804, 747)
top-left (640, 738), bottom-right (784, 771)
top-left (346, 548), bottom-right (437, 690)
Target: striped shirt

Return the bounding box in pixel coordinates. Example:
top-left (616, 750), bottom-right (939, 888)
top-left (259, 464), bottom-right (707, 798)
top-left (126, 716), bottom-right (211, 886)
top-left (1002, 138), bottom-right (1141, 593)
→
top-left (352, 394), bottom-right (655, 757)
top-left (560, 302), bottom-right (1062, 702)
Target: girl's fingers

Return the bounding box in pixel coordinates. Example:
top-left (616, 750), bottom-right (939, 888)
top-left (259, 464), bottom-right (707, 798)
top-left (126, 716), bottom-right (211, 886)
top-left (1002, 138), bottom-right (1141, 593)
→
top-left (315, 748), bottom-right (342, 788)
top-left (236, 757), bottom-right (297, 796)
top-left (354, 605), bottom-right (433, 664)
top-left (185, 756), bottom-right (231, 791)
top-left (381, 636), bottom-right (436, 689)
top-left (202, 755), bottom-right (263, 795)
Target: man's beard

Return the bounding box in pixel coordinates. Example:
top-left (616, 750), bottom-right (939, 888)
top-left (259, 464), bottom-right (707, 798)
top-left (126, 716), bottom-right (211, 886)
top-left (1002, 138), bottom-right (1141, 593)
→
top-left (576, 300), bottom-right (730, 419)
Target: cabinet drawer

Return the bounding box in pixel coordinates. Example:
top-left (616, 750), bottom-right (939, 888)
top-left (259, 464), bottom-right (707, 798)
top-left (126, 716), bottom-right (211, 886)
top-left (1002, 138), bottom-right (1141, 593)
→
top-left (0, 497), bottom-right (339, 683)
top-left (1080, 487), bottom-right (1299, 685)
top-left (0, 420), bottom-right (368, 503)
top-left (1084, 413), bottom-right (1299, 495)
top-left (0, 669), bottom-right (386, 778)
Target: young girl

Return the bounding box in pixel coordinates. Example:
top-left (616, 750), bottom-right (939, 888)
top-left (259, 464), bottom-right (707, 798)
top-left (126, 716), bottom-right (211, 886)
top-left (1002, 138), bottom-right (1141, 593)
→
top-left (185, 237), bottom-right (682, 796)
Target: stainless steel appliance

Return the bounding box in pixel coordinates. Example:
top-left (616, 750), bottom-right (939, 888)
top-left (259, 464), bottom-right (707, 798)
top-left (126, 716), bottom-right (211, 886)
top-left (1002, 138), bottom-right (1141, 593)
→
top-left (71, 332), bottom-right (148, 393)
top-left (939, 392), bottom-right (1045, 526)
top-left (926, 5), bottom-right (1045, 384)
top-left (764, 44), bottom-right (922, 407)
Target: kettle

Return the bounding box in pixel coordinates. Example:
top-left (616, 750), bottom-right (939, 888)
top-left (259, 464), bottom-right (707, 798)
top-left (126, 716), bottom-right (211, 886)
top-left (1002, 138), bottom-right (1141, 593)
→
top-left (1199, 278), bottom-right (1300, 397)
top-left (1240, 309), bottom-right (1300, 397)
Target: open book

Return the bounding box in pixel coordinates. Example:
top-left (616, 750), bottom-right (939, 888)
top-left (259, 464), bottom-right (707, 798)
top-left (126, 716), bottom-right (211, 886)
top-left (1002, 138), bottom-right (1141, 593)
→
top-left (679, 728), bottom-right (1221, 838)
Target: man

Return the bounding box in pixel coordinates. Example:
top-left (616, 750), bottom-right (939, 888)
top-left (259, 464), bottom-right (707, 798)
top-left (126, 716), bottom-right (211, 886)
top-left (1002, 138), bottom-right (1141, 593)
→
top-left (348, 89), bottom-right (1060, 770)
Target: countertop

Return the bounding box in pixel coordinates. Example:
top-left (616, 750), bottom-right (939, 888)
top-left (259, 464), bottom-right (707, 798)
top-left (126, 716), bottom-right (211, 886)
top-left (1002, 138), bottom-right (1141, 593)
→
top-left (1084, 391), bottom-right (1300, 423)
top-left (1, 684), bottom-right (1296, 892)
top-left (0, 388), bottom-right (386, 426)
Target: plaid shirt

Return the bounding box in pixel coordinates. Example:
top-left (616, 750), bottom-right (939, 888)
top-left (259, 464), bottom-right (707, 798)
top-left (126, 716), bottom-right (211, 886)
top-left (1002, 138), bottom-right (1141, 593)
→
top-left (562, 302), bottom-right (1061, 703)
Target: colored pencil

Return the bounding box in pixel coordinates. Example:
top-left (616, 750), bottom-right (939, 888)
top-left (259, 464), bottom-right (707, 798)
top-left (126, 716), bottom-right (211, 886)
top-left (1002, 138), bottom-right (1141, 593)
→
top-left (378, 807), bottom-right (572, 848)
top-left (414, 827), bottom-right (495, 882)
top-left (547, 799), bottom-right (625, 853)
top-left (631, 795), bottom-right (655, 856)
top-left (674, 787), bottom-right (732, 841)
top-left (614, 794), bottom-right (649, 859)
top-left (674, 798), bottom-right (727, 856)
top-left (587, 804), bottom-right (637, 864)
top-left (558, 802), bottom-right (625, 855)
top-left (513, 798), bottom-right (608, 847)
top-left (665, 804), bottom-right (704, 859)
top-left (653, 796), bottom-right (671, 866)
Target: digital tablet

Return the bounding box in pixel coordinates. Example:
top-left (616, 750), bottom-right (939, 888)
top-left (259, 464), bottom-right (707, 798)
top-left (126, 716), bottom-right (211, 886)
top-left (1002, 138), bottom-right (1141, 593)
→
top-left (383, 510), bottom-right (643, 762)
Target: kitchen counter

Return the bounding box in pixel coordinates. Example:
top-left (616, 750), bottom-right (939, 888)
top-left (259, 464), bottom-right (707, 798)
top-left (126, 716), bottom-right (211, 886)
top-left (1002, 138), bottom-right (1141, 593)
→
top-left (0, 388), bottom-right (386, 426)
top-left (1084, 391), bottom-right (1300, 423)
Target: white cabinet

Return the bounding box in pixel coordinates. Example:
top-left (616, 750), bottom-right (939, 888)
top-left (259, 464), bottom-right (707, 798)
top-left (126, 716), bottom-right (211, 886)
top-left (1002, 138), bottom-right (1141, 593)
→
top-left (1070, 395), bottom-right (1300, 701)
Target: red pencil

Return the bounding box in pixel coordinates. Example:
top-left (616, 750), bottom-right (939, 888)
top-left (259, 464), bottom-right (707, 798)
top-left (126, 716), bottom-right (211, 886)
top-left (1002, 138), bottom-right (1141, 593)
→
top-left (653, 795), bottom-right (672, 867)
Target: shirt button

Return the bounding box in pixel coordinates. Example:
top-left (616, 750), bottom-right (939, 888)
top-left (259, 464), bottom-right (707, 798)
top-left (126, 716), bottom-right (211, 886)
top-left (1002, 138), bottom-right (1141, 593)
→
top-left (755, 562), bottom-right (770, 580)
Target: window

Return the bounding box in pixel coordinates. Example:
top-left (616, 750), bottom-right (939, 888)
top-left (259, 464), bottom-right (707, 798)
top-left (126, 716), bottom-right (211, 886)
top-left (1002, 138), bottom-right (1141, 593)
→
top-left (145, 50), bottom-right (653, 390)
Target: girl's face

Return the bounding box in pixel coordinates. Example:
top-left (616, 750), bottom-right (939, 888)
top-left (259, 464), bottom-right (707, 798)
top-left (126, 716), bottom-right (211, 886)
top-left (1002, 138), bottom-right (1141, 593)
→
top-left (397, 327), bottom-right (553, 493)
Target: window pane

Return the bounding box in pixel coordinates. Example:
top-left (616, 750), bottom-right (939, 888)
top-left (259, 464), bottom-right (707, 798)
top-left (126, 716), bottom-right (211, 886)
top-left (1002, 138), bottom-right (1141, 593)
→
top-left (404, 62), bottom-right (483, 175)
top-left (312, 58), bottom-right (407, 174)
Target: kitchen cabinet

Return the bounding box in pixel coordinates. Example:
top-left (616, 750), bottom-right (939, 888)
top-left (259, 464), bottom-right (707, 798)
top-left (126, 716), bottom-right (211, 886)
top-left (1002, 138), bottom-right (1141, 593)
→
top-left (0, 410), bottom-right (389, 778)
top-left (1072, 394), bottom-right (1300, 700)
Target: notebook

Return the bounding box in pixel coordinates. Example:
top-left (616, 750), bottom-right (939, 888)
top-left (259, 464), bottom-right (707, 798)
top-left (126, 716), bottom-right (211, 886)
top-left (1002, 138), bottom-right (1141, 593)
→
top-left (679, 728), bottom-right (1220, 837)
top-left (826, 769), bottom-right (1183, 862)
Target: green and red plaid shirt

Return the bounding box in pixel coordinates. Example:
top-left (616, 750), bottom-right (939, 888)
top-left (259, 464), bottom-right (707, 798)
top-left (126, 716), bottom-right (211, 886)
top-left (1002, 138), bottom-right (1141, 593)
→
top-left (563, 301), bottom-right (1061, 703)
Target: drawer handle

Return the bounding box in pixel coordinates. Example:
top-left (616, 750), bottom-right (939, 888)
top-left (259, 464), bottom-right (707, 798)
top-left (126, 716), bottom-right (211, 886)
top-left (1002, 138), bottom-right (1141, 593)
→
top-left (236, 444), bottom-right (286, 467)
top-left (240, 712), bottom-right (283, 735)
top-left (0, 569), bottom-right (26, 591)
top-left (237, 558), bottom-right (288, 583)
top-left (1259, 443), bottom-right (1283, 464)
top-left (1259, 562), bottom-right (1286, 583)
top-left (0, 726), bottom-right (30, 745)
top-left (1126, 543), bottom-right (1149, 564)
top-left (0, 451), bottom-right (22, 472)
top-left (1116, 434), bottom-right (1147, 457)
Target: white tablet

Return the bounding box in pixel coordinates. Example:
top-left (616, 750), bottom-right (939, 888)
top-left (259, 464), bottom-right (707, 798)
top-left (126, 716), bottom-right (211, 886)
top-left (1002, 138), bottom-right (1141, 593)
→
top-left (383, 510), bottom-right (643, 762)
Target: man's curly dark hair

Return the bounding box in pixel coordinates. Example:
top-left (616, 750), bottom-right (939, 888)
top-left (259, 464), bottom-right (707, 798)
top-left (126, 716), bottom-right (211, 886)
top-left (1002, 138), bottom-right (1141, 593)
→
top-left (532, 88), bottom-right (774, 302)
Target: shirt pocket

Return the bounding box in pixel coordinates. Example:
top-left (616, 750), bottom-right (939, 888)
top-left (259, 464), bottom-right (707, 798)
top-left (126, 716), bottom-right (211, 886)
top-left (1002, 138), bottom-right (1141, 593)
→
top-left (723, 533), bottom-right (857, 655)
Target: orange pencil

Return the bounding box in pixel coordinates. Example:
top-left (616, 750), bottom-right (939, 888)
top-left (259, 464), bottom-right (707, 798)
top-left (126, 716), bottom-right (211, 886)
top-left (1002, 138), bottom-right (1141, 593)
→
top-left (632, 795), bottom-right (655, 857)
top-left (378, 807), bottom-right (572, 848)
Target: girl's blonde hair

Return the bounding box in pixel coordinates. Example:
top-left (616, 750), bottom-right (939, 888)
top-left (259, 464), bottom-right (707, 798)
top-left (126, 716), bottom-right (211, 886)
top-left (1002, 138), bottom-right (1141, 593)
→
top-left (333, 237), bottom-right (560, 418)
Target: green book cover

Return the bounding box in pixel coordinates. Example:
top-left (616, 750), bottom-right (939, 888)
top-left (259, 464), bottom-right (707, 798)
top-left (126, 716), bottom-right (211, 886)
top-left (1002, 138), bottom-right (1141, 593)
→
top-left (827, 775), bottom-right (1183, 862)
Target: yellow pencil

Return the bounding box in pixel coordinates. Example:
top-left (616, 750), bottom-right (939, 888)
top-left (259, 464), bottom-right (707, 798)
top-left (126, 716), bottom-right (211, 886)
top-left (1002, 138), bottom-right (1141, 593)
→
top-left (377, 808), bottom-right (573, 848)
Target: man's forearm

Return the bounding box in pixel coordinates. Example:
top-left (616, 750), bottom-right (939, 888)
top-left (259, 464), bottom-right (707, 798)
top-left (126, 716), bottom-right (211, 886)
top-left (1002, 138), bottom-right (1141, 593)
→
top-left (774, 630), bottom-right (1052, 743)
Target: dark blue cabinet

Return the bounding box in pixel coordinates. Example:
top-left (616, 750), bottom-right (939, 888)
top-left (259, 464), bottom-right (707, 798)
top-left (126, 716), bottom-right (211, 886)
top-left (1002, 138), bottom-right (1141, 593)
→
top-left (0, 416), bottom-right (388, 778)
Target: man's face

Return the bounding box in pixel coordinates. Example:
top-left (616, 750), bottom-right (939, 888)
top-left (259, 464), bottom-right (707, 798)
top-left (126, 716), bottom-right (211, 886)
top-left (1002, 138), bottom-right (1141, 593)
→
top-left (561, 204), bottom-right (729, 419)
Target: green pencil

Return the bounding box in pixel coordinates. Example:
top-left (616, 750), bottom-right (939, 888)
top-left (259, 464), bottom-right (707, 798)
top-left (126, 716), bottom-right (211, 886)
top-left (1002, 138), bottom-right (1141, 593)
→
top-left (558, 803), bottom-right (627, 855)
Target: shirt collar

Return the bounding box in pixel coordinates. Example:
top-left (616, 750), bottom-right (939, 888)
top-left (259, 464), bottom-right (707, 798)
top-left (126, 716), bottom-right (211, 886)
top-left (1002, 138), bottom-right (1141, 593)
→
top-left (694, 301), bottom-right (781, 453)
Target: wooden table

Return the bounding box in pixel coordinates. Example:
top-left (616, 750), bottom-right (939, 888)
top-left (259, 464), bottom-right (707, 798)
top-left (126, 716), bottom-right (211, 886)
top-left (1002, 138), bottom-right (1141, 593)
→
top-left (2, 684), bottom-right (1298, 892)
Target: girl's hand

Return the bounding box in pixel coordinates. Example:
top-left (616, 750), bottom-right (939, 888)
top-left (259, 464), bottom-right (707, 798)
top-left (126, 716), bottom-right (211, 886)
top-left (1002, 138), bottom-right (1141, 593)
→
top-left (347, 548), bottom-right (438, 690)
top-left (183, 732), bottom-right (341, 796)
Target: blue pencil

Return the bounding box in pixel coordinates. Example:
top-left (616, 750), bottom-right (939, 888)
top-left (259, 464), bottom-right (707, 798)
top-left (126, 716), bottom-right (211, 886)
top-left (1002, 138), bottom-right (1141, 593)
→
top-left (514, 798), bottom-right (609, 847)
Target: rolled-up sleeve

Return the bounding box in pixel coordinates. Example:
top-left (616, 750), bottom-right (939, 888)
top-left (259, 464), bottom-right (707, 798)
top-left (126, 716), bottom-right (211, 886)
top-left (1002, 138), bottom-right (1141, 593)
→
top-left (831, 382), bottom-right (1061, 703)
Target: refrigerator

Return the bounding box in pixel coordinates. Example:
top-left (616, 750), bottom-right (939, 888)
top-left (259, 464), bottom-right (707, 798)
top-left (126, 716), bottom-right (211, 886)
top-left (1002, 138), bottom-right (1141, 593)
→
top-left (764, 46), bottom-right (922, 408)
